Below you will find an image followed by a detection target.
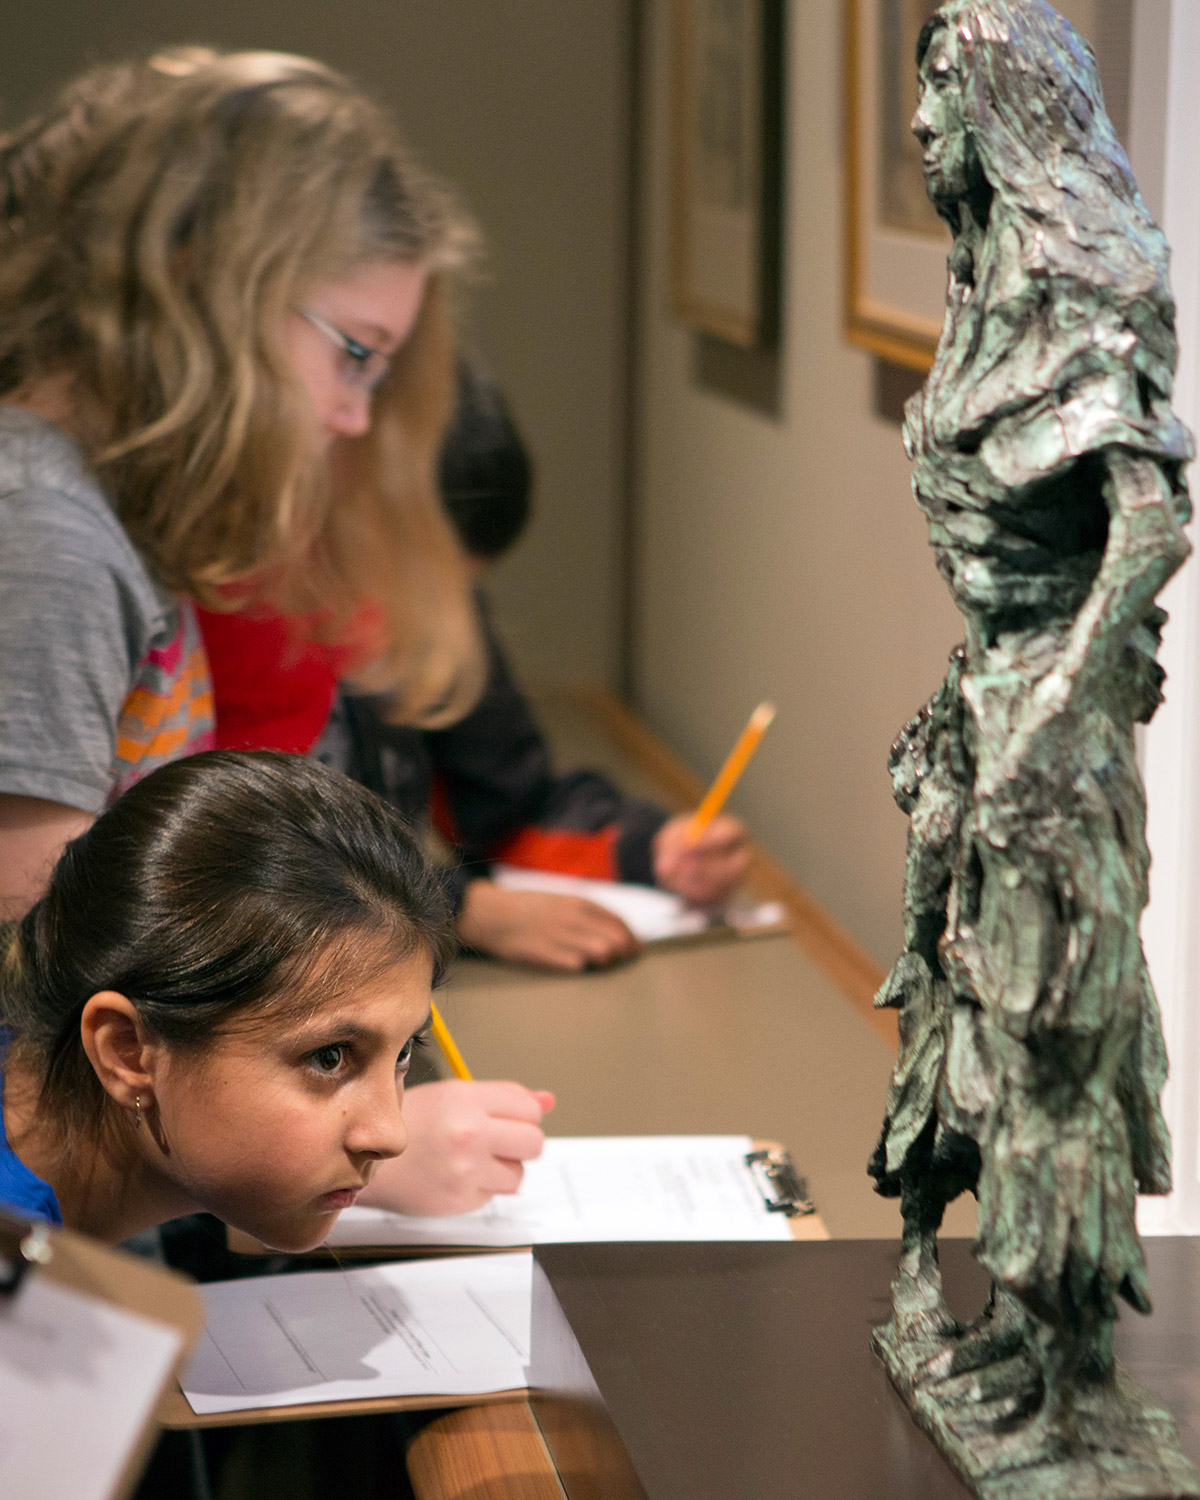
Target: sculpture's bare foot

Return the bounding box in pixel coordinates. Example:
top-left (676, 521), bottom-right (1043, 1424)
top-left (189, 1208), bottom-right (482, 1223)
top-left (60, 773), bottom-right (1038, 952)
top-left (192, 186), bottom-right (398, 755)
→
top-left (923, 1288), bottom-right (1028, 1380)
top-left (988, 1400), bottom-right (1077, 1476)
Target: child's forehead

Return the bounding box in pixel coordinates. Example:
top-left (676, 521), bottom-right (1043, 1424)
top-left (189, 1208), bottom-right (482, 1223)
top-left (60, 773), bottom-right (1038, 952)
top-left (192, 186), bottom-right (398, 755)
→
top-left (222, 949), bottom-right (434, 1044)
top-left (292, 952), bottom-right (433, 1020)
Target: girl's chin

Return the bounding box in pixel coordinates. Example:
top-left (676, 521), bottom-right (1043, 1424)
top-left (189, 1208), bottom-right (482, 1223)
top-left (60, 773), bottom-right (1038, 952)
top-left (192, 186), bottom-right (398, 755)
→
top-left (238, 1210), bottom-right (337, 1256)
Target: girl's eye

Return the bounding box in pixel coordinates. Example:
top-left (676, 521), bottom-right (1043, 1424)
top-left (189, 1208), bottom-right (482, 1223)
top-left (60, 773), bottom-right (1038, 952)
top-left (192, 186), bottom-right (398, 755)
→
top-left (311, 1043), bottom-right (346, 1076)
top-left (397, 1030), bottom-right (430, 1073)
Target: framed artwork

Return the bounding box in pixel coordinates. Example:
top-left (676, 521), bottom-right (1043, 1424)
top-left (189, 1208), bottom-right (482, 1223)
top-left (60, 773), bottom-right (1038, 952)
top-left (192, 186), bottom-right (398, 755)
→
top-left (844, 0), bottom-right (1132, 371)
top-left (670, 0), bottom-right (784, 349)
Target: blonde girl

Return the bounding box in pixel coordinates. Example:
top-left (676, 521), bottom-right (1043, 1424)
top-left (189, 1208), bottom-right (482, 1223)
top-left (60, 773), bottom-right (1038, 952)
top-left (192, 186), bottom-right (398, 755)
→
top-left (0, 47), bottom-right (484, 913)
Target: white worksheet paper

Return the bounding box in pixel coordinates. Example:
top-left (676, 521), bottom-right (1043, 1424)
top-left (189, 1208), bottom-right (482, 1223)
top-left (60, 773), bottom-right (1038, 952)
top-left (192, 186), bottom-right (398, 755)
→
top-left (181, 1251), bottom-right (531, 1415)
top-left (0, 1274), bottom-right (182, 1500)
top-left (490, 865), bottom-right (786, 943)
top-left (326, 1135), bottom-right (794, 1248)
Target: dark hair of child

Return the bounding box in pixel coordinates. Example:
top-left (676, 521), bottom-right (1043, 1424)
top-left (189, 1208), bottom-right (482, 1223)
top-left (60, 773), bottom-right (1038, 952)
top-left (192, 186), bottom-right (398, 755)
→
top-left (0, 750), bottom-right (455, 1149)
top-left (438, 359), bottom-right (534, 560)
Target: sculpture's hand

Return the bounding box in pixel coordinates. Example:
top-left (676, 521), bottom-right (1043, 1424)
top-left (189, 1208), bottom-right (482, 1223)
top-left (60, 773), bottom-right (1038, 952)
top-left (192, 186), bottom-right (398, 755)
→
top-left (963, 660), bottom-right (1069, 811)
top-left (1054, 452), bottom-right (1188, 698)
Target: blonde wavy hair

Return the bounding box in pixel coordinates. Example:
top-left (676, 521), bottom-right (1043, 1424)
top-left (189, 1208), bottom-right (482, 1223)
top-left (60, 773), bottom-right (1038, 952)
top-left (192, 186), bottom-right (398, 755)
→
top-left (0, 48), bottom-right (485, 723)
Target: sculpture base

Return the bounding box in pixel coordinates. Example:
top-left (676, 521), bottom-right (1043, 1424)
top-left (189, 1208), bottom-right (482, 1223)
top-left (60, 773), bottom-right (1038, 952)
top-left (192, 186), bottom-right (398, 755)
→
top-left (873, 1314), bottom-right (1200, 1500)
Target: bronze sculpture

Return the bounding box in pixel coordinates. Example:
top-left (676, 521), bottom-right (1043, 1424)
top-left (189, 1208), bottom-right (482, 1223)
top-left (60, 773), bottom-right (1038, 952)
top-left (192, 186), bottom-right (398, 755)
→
top-left (869, 3), bottom-right (1198, 1494)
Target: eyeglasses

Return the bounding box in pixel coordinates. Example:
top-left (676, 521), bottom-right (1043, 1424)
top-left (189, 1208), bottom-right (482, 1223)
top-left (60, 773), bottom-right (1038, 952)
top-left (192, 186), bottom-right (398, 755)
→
top-left (301, 308), bottom-right (394, 392)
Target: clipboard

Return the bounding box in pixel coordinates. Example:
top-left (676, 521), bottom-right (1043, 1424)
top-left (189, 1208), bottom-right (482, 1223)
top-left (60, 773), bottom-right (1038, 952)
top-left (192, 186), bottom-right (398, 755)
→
top-left (745, 1143), bottom-right (827, 1239)
top-left (223, 1139), bottom-right (829, 1260)
top-left (0, 1209), bottom-right (203, 1500)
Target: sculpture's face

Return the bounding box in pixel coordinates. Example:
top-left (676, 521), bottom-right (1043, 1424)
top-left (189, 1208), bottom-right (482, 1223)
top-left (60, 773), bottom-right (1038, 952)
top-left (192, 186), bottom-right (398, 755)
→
top-left (912, 28), bottom-right (970, 206)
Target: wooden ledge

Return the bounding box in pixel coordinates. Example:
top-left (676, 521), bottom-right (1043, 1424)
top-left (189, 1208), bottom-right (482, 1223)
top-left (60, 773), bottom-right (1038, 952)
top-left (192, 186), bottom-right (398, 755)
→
top-left (407, 1403), bottom-right (565, 1500)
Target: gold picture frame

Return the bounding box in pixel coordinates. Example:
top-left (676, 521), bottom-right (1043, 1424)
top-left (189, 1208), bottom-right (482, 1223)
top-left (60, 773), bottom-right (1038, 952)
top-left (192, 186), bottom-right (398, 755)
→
top-left (670, 0), bottom-right (783, 349)
top-left (843, 0), bottom-right (946, 371)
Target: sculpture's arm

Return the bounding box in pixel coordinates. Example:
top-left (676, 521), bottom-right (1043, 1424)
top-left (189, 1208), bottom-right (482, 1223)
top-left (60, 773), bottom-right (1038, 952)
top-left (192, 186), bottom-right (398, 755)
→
top-left (1057, 449), bottom-right (1188, 680)
top-left (985, 450), bottom-right (1189, 790)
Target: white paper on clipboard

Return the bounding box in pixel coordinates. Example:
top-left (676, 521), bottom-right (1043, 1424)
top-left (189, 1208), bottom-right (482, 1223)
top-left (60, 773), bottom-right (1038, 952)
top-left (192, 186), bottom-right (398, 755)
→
top-left (326, 1135), bottom-right (797, 1248)
top-left (490, 866), bottom-right (785, 943)
top-left (180, 1251), bottom-right (532, 1416)
top-left (0, 1273), bottom-right (183, 1500)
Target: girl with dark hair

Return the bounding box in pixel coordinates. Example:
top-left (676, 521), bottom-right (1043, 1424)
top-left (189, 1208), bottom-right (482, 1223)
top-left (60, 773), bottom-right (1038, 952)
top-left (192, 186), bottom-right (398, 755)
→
top-left (0, 750), bottom-right (548, 1248)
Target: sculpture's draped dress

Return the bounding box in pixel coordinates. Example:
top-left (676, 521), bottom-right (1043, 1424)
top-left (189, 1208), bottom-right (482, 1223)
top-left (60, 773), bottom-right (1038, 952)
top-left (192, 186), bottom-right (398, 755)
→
top-left (873, 1), bottom-right (1192, 1328)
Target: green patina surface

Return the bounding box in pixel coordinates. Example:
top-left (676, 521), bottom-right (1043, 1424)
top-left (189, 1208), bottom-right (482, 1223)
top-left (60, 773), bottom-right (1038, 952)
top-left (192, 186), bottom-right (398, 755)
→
top-left (869, 3), bottom-right (1198, 1495)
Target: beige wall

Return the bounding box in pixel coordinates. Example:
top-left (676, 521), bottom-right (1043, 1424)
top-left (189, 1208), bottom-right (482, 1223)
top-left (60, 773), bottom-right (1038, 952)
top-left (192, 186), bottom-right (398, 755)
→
top-left (3, 0), bottom-right (632, 685)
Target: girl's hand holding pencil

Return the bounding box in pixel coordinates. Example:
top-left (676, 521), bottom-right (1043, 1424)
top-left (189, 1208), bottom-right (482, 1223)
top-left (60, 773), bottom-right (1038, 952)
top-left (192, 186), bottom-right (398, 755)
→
top-left (653, 814), bottom-right (750, 905)
top-left (653, 701), bottom-right (773, 905)
top-left (360, 1079), bottom-right (556, 1217)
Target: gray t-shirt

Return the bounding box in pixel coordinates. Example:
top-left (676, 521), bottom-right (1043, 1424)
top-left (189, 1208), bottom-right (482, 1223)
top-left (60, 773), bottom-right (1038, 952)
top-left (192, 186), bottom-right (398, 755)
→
top-left (0, 407), bottom-right (214, 813)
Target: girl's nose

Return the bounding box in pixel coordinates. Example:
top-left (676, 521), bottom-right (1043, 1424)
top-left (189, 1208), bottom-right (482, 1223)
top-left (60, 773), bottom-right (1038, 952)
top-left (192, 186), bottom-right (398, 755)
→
top-left (347, 1079), bottom-right (407, 1161)
top-left (328, 387), bottom-right (372, 439)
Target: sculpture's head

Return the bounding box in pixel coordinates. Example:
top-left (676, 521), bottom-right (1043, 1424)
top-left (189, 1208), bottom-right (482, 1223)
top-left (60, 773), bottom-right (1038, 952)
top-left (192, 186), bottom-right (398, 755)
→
top-left (911, 16), bottom-right (975, 209)
top-left (915, 2), bottom-right (1124, 220)
top-left (912, 1), bottom-right (1166, 309)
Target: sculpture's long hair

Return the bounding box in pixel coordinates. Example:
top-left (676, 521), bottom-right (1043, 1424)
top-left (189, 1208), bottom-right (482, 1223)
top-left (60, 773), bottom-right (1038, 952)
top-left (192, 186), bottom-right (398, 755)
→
top-left (917, 1), bottom-right (1182, 444)
top-left (0, 49), bottom-right (485, 724)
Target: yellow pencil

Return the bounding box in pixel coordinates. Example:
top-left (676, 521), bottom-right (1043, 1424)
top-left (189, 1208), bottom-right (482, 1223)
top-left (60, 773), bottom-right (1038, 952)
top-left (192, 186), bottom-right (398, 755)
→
top-left (429, 1000), bottom-right (473, 1081)
top-left (686, 701), bottom-right (776, 843)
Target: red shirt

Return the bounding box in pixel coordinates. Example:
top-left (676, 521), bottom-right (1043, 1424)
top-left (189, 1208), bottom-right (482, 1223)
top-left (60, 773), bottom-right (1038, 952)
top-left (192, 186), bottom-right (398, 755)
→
top-left (196, 609), bottom-right (342, 754)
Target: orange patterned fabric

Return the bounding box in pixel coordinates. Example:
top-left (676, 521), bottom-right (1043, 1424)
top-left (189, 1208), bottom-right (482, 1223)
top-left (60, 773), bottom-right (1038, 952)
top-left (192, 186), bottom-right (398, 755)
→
top-left (110, 601), bottom-right (215, 803)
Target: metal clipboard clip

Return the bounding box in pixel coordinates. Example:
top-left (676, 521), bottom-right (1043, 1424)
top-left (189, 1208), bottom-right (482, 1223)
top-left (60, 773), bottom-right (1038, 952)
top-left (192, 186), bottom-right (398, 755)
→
top-left (0, 1208), bottom-right (53, 1295)
top-left (745, 1148), bottom-right (816, 1218)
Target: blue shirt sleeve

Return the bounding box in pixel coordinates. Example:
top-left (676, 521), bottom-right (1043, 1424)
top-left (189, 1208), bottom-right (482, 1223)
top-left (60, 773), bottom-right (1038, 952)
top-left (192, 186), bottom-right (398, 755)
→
top-left (0, 1149), bottom-right (63, 1224)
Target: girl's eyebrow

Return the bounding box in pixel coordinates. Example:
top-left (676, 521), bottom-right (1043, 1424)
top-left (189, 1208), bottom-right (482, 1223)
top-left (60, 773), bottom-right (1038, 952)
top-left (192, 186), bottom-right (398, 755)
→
top-left (293, 1011), bottom-right (434, 1046)
top-left (341, 318), bottom-right (402, 352)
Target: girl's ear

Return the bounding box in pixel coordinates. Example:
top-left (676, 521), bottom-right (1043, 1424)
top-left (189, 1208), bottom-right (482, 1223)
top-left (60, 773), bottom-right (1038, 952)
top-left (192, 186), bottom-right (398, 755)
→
top-left (79, 991), bottom-right (157, 1111)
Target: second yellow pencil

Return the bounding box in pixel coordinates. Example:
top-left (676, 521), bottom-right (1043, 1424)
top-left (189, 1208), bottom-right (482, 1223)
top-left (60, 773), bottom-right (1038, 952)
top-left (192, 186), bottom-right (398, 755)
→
top-left (686, 701), bottom-right (776, 843)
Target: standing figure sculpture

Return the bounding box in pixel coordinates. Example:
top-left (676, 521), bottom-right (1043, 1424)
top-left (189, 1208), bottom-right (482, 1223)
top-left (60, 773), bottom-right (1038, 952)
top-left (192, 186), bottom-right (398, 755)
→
top-left (869, 4), bottom-right (1198, 1495)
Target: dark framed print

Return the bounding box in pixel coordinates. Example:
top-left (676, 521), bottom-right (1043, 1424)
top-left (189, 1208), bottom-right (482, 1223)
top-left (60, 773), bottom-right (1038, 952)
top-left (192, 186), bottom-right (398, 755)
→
top-left (670, 0), bottom-right (784, 349)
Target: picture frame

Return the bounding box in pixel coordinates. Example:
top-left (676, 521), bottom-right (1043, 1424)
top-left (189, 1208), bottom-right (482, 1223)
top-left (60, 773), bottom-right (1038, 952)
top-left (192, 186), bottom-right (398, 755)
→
top-left (843, 0), bottom-right (947, 371)
top-left (669, 0), bottom-right (784, 349)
